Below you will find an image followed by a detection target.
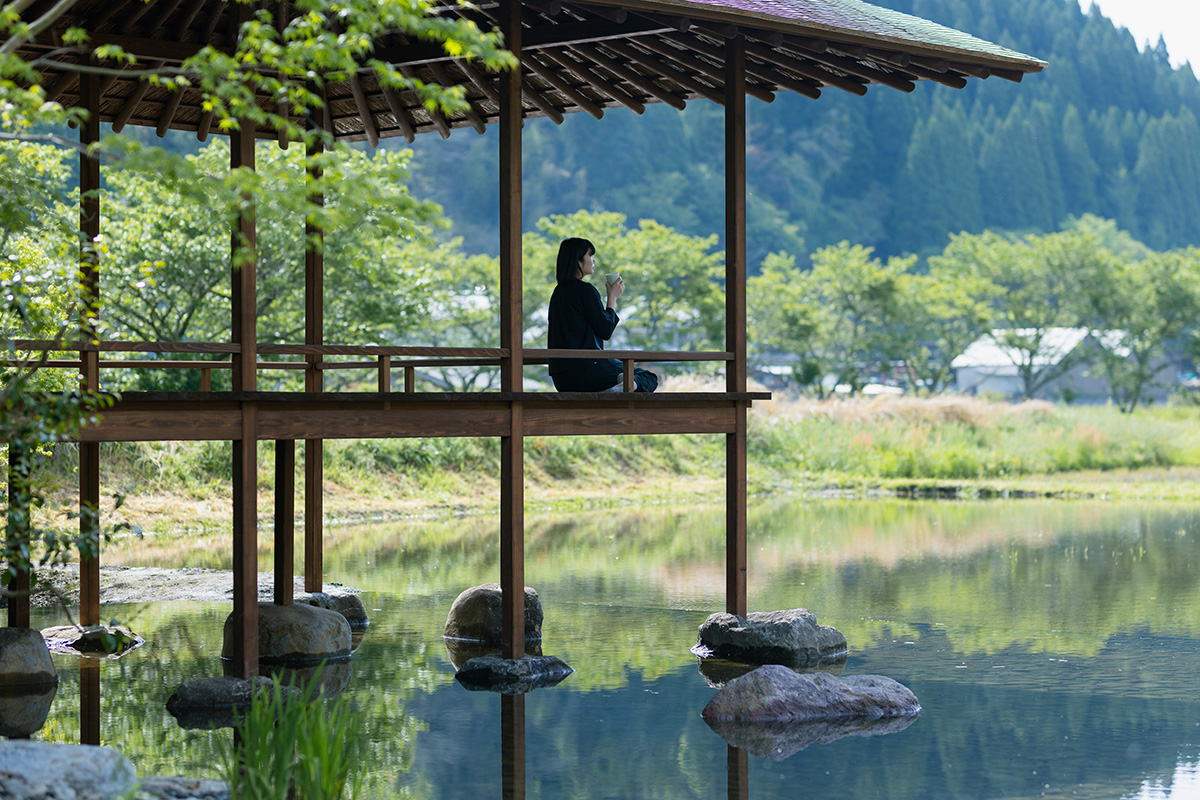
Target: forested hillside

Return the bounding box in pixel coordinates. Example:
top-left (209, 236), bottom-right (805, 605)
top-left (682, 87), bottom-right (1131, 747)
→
top-left (401, 0), bottom-right (1200, 266)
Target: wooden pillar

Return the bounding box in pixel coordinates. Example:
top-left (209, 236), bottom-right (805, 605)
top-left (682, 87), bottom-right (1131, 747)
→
top-left (304, 131), bottom-right (324, 593)
top-left (79, 70), bottom-right (102, 629)
top-left (5, 445), bottom-right (30, 629)
top-left (725, 36), bottom-right (748, 617)
top-left (80, 658), bottom-right (101, 745)
top-left (274, 439), bottom-right (294, 604)
top-left (498, 0), bottom-right (525, 659)
top-left (230, 120), bottom-right (259, 678)
top-left (727, 745), bottom-right (749, 800)
top-left (501, 694), bottom-right (526, 800)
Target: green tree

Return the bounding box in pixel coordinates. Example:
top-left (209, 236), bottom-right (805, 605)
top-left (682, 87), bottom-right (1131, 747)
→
top-left (1077, 247), bottom-right (1200, 411)
top-left (747, 252), bottom-right (823, 391)
top-left (930, 229), bottom-right (1108, 399)
top-left (808, 242), bottom-right (916, 394)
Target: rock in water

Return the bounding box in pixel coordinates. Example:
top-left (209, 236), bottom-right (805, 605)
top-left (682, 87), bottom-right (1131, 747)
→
top-left (694, 609), bottom-right (847, 667)
top-left (444, 584), bottom-right (543, 643)
top-left (295, 589), bottom-right (369, 631)
top-left (221, 602), bottom-right (351, 664)
top-left (0, 741), bottom-right (137, 799)
top-left (454, 654), bottom-right (573, 694)
top-left (42, 624), bottom-right (144, 657)
top-left (0, 628), bottom-right (57, 687)
top-left (702, 665), bottom-right (921, 723)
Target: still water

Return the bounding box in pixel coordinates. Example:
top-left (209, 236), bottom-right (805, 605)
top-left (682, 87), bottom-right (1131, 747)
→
top-left (26, 498), bottom-right (1200, 799)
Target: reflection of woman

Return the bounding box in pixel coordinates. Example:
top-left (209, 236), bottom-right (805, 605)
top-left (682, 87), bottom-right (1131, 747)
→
top-left (547, 237), bottom-right (658, 392)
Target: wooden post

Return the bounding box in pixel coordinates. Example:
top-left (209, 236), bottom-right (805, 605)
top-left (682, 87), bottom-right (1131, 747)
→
top-left (498, 0), bottom-right (525, 659)
top-left (623, 359), bottom-right (634, 392)
top-left (5, 444), bottom-right (30, 629)
top-left (378, 355), bottom-right (391, 392)
top-left (725, 36), bottom-right (748, 617)
top-left (304, 128), bottom-right (325, 594)
top-left (274, 439), bottom-right (295, 605)
top-left (79, 71), bottom-right (102, 629)
top-left (727, 745), bottom-right (749, 800)
top-left (404, 366), bottom-right (415, 393)
top-left (80, 658), bottom-right (101, 746)
top-left (501, 694), bottom-right (526, 800)
top-left (230, 105), bottom-right (259, 676)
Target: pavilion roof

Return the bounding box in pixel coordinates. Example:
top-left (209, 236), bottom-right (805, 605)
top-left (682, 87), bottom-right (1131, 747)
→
top-left (12, 0), bottom-right (1045, 145)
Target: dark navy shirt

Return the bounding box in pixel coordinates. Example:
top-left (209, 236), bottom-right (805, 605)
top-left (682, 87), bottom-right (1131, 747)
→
top-left (547, 278), bottom-right (620, 376)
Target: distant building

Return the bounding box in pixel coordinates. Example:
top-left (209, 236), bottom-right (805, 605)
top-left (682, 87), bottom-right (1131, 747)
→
top-left (952, 327), bottom-right (1175, 403)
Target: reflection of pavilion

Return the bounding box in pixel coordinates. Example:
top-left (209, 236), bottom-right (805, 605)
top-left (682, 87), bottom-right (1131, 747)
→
top-left (6, 0), bottom-right (1043, 746)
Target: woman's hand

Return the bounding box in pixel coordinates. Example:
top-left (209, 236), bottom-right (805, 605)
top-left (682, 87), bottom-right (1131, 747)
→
top-left (606, 276), bottom-right (625, 308)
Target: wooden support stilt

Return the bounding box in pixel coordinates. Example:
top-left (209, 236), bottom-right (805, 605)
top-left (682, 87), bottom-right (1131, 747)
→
top-left (80, 658), bottom-right (101, 746)
top-left (5, 445), bottom-right (30, 629)
top-left (79, 71), bottom-right (102, 630)
top-left (499, 0), bottom-right (525, 660)
top-left (304, 126), bottom-right (325, 594)
top-left (274, 439), bottom-right (295, 605)
top-left (501, 694), bottom-right (526, 800)
top-left (725, 37), bottom-right (748, 617)
top-left (230, 115), bottom-right (259, 678)
top-left (727, 744), bottom-right (749, 800)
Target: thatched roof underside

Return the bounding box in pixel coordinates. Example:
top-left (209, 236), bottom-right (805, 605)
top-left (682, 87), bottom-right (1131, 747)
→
top-left (14, 0), bottom-right (1046, 144)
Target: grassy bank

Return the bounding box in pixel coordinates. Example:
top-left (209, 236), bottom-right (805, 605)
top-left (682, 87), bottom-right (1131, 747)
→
top-left (26, 389), bottom-right (1200, 532)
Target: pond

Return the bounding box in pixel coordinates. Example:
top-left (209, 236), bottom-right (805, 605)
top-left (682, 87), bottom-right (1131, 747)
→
top-left (25, 497), bottom-right (1200, 799)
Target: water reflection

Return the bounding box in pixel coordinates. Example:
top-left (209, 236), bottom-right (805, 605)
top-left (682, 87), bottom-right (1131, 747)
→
top-left (19, 499), bottom-right (1200, 798)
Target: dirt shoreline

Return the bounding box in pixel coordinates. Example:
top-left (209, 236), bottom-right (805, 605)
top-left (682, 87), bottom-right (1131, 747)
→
top-left (22, 564), bottom-right (357, 608)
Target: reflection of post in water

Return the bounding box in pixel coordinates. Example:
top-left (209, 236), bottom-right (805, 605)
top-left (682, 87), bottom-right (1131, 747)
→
top-left (727, 745), bottom-right (748, 800)
top-left (80, 658), bottom-right (100, 745)
top-left (502, 693), bottom-right (525, 800)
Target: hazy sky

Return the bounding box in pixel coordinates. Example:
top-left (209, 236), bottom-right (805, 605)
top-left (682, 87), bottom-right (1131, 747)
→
top-left (1081, 0), bottom-right (1200, 68)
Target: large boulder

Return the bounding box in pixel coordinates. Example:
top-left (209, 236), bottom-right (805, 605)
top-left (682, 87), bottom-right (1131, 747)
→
top-left (0, 682), bottom-right (57, 738)
top-left (0, 628), bottom-right (57, 688)
top-left (694, 609), bottom-right (847, 668)
top-left (0, 741), bottom-right (137, 799)
top-left (444, 584), bottom-right (543, 644)
top-left (132, 777), bottom-right (230, 800)
top-left (454, 654), bottom-right (573, 694)
top-left (702, 665), bottom-right (921, 723)
top-left (221, 602), bottom-right (351, 665)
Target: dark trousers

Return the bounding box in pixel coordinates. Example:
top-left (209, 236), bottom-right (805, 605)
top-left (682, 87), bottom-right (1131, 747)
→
top-left (551, 359), bottom-right (658, 392)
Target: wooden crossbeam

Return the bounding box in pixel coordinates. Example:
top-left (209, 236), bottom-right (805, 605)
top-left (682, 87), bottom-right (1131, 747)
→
top-left (524, 52), bottom-right (605, 118)
top-left (572, 42), bottom-right (687, 110)
top-left (637, 36), bottom-right (775, 103)
top-left (539, 48), bottom-right (645, 114)
top-left (603, 39), bottom-right (723, 104)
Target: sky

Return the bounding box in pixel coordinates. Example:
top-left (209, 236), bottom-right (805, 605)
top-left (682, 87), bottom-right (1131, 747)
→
top-left (1081, 0), bottom-right (1200, 68)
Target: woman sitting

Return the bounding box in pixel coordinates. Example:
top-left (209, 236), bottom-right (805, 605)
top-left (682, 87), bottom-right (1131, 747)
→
top-left (546, 237), bottom-right (658, 393)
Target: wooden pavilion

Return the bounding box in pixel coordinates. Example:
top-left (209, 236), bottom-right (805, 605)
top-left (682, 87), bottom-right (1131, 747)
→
top-left (5, 0), bottom-right (1045, 687)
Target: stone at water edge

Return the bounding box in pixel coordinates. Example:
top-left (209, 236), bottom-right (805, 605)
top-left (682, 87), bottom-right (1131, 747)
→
top-left (0, 682), bottom-right (57, 738)
top-left (0, 741), bottom-right (137, 800)
top-left (0, 628), bottom-right (57, 687)
top-left (695, 609), bottom-right (847, 667)
top-left (221, 602), bottom-right (351, 664)
top-left (702, 664), bottom-right (921, 723)
top-left (42, 624), bottom-right (144, 656)
top-left (166, 675), bottom-right (296, 730)
top-left (444, 584), bottom-right (543, 644)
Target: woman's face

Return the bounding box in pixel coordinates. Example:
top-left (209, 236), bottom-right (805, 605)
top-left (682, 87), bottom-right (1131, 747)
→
top-left (577, 250), bottom-right (595, 278)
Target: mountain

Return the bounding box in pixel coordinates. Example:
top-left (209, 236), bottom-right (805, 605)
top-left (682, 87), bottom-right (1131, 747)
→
top-left (399, 0), bottom-right (1200, 265)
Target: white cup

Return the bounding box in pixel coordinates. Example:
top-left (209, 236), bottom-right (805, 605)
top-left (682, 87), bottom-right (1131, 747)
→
top-left (605, 272), bottom-right (622, 287)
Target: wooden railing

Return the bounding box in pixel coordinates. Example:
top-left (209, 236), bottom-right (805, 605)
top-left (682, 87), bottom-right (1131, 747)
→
top-left (4, 340), bottom-right (734, 392)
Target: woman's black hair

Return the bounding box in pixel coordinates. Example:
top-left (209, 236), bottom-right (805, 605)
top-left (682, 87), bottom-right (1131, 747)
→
top-left (555, 238), bottom-right (595, 284)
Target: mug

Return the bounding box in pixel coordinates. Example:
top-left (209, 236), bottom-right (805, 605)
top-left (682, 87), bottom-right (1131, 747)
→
top-left (605, 272), bottom-right (622, 287)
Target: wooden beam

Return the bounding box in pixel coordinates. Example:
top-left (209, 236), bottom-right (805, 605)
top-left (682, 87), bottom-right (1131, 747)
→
top-left (400, 64), bottom-right (452, 138)
top-left (502, 694), bottom-right (526, 800)
top-left (231, 403), bottom-right (259, 678)
top-left (347, 69), bottom-right (380, 147)
top-left (6, 445), bottom-right (31, 629)
top-left (564, 2), bottom-right (626, 23)
top-left (111, 59), bottom-right (165, 133)
top-left (430, 62), bottom-right (487, 133)
top-left (539, 49), bottom-right (645, 114)
top-left (499, 0), bottom-right (525, 661)
top-left (304, 131), bottom-right (324, 594)
top-left (79, 71), bottom-right (101, 630)
top-left (781, 37), bottom-right (915, 92)
top-left (174, 0), bottom-right (206, 40)
top-left (725, 38), bottom-right (748, 618)
top-left (230, 126), bottom-right (256, 393)
top-left (602, 39), bottom-right (723, 104)
top-left (379, 83), bottom-right (418, 143)
top-left (147, 0), bottom-right (187, 39)
top-left (903, 60), bottom-right (969, 88)
top-left (274, 439), bottom-right (295, 605)
top-left (524, 53), bottom-right (604, 119)
top-left (573, 42), bottom-right (687, 110)
top-left (636, 36), bottom-right (775, 103)
top-left (155, 86), bottom-right (186, 138)
top-left (745, 40), bottom-right (867, 96)
top-left (668, 33), bottom-right (818, 100)
top-left (456, 58), bottom-right (502, 103)
top-left (520, 77), bottom-right (566, 124)
top-left (80, 658), bottom-right (100, 745)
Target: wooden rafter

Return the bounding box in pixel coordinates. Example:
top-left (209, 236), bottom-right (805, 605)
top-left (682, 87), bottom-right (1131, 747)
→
top-left (638, 35), bottom-right (774, 103)
top-left (542, 47), bottom-right (645, 114)
top-left (603, 38), bottom-right (724, 105)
